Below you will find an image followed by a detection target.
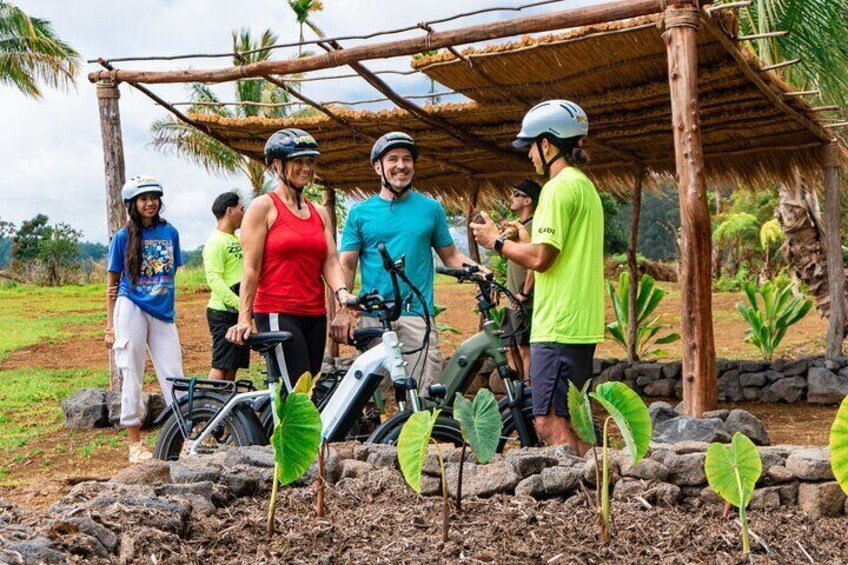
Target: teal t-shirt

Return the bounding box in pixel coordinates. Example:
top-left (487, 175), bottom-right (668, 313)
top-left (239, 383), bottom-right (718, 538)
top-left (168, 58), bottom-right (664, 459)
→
top-left (340, 191), bottom-right (454, 317)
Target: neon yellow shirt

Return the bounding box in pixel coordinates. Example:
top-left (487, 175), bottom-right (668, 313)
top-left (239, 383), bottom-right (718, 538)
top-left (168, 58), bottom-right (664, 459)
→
top-left (530, 167), bottom-right (605, 344)
top-left (203, 230), bottom-right (243, 312)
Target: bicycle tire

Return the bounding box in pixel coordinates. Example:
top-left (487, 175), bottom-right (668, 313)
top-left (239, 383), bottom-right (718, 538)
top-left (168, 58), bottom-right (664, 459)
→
top-left (498, 386), bottom-right (541, 449)
top-left (365, 409), bottom-right (464, 446)
top-left (154, 396), bottom-right (265, 461)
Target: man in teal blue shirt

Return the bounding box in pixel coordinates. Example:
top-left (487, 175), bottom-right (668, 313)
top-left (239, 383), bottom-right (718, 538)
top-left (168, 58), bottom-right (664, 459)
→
top-left (331, 132), bottom-right (479, 391)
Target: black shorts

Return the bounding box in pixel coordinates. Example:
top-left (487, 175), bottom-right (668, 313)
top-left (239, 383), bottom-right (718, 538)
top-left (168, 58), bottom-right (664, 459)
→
top-left (254, 312), bottom-right (327, 390)
top-left (530, 343), bottom-right (596, 418)
top-left (500, 307), bottom-right (532, 346)
top-left (207, 309), bottom-right (250, 370)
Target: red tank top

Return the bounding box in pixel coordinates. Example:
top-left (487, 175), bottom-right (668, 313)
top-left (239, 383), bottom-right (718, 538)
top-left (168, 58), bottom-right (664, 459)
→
top-left (254, 194), bottom-right (327, 316)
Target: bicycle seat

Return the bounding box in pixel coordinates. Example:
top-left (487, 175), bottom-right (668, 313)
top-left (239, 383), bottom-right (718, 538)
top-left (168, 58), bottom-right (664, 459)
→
top-left (352, 327), bottom-right (383, 349)
top-left (245, 331), bottom-right (293, 353)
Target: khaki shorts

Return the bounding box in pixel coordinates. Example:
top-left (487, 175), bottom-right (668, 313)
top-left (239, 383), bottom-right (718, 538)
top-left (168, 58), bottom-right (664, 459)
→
top-left (359, 315), bottom-right (443, 394)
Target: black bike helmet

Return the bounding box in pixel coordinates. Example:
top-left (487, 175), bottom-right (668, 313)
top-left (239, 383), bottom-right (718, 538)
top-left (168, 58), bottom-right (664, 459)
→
top-left (264, 128), bottom-right (320, 166)
top-left (370, 132), bottom-right (418, 164)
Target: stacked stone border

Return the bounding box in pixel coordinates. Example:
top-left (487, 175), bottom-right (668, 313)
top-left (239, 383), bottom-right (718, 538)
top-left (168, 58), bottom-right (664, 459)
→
top-left (1, 442), bottom-right (844, 562)
top-left (592, 356), bottom-right (848, 405)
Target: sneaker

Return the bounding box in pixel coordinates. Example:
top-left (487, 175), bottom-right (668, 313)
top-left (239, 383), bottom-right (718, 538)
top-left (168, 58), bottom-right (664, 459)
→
top-left (128, 441), bottom-right (153, 464)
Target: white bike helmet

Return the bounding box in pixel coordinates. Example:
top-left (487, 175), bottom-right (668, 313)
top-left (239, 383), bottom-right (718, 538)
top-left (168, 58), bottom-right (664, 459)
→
top-left (122, 175), bottom-right (164, 203)
top-left (513, 99), bottom-right (588, 148)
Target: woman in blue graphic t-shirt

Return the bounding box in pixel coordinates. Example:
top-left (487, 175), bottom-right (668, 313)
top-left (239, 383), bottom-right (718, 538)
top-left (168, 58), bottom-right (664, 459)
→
top-left (105, 175), bottom-right (184, 464)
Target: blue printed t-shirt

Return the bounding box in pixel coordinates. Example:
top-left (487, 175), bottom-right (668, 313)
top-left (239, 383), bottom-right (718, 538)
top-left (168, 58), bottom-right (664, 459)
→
top-left (340, 191), bottom-right (453, 317)
top-left (107, 223), bottom-right (183, 322)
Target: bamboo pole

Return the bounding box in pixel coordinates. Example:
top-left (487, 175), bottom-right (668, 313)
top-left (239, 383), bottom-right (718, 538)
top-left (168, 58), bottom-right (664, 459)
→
top-left (627, 166), bottom-right (645, 363)
top-left (823, 142), bottom-right (846, 358)
top-left (663, 0), bottom-right (716, 416)
top-left (323, 187), bottom-right (340, 358)
top-left (88, 0), bottom-right (661, 84)
top-left (96, 79), bottom-right (127, 394)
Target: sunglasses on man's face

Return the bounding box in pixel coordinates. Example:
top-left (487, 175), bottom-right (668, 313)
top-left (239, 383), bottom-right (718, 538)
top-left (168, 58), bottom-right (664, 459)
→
top-left (512, 190), bottom-right (529, 198)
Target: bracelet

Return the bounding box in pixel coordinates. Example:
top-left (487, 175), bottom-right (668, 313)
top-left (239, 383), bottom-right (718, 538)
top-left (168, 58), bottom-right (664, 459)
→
top-left (334, 286), bottom-right (350, 304)
top-left (105, 328), bottom-right (114, 334)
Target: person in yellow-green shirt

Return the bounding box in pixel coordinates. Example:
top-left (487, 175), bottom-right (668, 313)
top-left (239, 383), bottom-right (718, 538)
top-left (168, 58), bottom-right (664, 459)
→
top-left (203, 191), bottom-right (248, 380)
top-left (472, 100), bottom-right (604, 454)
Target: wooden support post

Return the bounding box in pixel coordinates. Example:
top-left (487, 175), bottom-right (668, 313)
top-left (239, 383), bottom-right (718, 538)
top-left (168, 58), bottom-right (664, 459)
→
top-left (466, 181), bottom-right (481, 264)
top-left (627, 167), bottom-right (645, 363)
top-left (663, 1), bottom-right (716, 416)
top-left (323, 187), bottom-right (340, 359)
top-left (97, 79), bottom-right (127, 393)
top-left (823, 142), bottom-right (846, 358)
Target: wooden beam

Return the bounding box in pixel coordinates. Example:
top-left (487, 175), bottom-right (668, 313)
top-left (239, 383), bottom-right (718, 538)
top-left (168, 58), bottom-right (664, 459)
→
top-left (737, 31), bottom-right (788, 41)
top-left (700, 12), bottom-right (834, 144)
top-left (627, 166), bottom-right (645, 363)
top-left (664, 0), bottom-right (716, 416)
top-left (96, 79), bottom-right (126, 394)
top-left (88, 0), bottom-right (661, 84)
top-left (323, 187), bottom-right (340, 358)
top-left (824, 142), bottom-right (846, 358)
top-left (759, 58), bottom-right (801, 72)
top-left (320, 40), bottom-right (527, 168)
top-left (466, 180), bottom-right (482, 264)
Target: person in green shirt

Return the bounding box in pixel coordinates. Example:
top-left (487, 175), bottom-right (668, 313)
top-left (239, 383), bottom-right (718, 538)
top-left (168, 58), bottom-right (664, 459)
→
top-left (471, 100), bottom-right (604, 454)
top-left (203, 191), bottom-right (248, 380)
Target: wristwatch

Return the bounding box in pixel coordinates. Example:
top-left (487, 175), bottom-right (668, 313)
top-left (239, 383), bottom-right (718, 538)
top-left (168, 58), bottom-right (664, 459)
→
top-left (493, 236), bottom-right (506, 254)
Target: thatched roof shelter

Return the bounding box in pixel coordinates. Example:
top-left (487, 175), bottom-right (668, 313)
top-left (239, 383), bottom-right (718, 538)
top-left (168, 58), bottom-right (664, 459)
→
top-left (189, 11), bottom-right (842, 205)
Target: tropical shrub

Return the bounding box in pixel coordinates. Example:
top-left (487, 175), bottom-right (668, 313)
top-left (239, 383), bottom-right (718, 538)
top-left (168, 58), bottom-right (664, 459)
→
top-left (568, 381), bottom-right (651, 542)
top-left (453, 390), bottom-right (502, 511)
top-left (830, 395), bottom-right (848, 495)
top-left (398, 409), bottom-right (450, 542)
top-left (605, 272), bottom-right (679, 360)
top-left (736, 279), bottom-right (813, 360)
top-left (704, 432), bottom-right (763, 555)
top-left (266, 373), bottom-right (322, 536)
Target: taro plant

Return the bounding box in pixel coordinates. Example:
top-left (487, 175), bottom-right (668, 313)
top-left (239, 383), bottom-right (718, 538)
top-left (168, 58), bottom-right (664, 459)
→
top-left (605, 272), bottom-right (679, 361)
top-left (433, 304), bottom-right (461, 336)
top-left (830, 394), bottom-right (848, 495)
top-left (736, 279), bottom-right (813, 360)
top-left (452, 389), bottom-right (502, 512)
top-left (398, 409), bottom-right (450, 542)
top-left (704, 432), bottom-right (763, 555)
top-left (267, 372), bottom-right (322, 536)
top-left (568, 380), bottom-right (651, 542)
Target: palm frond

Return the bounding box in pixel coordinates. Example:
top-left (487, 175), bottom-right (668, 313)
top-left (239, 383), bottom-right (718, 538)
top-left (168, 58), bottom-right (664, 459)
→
top-left (150, 116), bottom-right (242, 176)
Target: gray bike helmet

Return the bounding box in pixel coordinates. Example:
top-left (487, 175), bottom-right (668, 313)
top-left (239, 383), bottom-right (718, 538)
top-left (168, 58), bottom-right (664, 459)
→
top-left (370, 132), bottom-right (419, 163)
top-left (264, 128), bottom-right (320, 165)
top-left (122, 175), bottom-right (164, 203)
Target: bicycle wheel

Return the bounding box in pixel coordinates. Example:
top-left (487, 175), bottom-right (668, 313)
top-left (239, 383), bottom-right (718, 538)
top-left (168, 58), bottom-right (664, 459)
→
top-left (499, 386), bottom-right (541, 450)
top-left (154, 395), bottom-right (265, 461)
top-left (366, 409), bottom-right (464, 446)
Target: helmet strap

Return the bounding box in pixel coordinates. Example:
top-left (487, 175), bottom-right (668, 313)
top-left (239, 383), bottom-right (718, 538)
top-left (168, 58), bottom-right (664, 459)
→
top-left (536, 139), bottom-right (565, 178)
top-left (379, 159), bottom-right (412, 199)
top-left (276, 161), bottom-right (305, 210)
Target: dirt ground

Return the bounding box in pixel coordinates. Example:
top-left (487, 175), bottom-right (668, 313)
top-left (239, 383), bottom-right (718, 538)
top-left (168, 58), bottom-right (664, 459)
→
top-left (106, 478), bottom-right (848, 564)
top-left (0, 282), bottom-right (838, 512)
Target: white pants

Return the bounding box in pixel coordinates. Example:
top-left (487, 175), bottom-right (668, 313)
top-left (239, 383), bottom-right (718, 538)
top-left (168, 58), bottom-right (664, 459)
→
top-left (112, 297), bottom-right (183, 427)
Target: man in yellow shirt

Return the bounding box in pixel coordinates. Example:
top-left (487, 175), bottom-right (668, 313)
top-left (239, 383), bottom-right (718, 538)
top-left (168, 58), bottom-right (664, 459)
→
top-left (472, 100), bottom-right (604, 453)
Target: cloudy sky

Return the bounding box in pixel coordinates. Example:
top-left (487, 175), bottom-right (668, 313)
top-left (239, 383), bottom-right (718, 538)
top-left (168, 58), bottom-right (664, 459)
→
top-left (2, 0), bottom-right (598, 248)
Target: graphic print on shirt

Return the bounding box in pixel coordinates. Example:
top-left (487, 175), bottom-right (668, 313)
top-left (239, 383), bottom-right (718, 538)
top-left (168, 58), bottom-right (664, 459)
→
top-left (226, 239), bottom-right (243, 260)
top-left (138, 239), bottom-right (175, 295)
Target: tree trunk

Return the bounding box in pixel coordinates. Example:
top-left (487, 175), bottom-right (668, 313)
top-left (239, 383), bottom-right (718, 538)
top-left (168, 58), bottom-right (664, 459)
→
top-left (663, 1), bottom-right (716, 416)
top-left (823, 143), bottom-right (846, 357)
top-left (97, 79), bottom-right (127, 394)
top-left (775, 166), bottom-right (848, 343)
top-left (323, 187), bottom-right (339, 359)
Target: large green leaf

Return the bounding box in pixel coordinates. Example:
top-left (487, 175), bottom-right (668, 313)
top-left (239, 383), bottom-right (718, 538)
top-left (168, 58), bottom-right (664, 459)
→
top-left (270, 392), bottom-right (322, 486)
top-left (589, 382), bottom-right (651, 465)
top-left (567, 381), bottom-right (596, 445)
top-left (453, 390), bottom-right (502, 464)
top-left (704, 432), bottom-right (762, 508)
top-left (398, 409), bottom-right (440, 493)
top-left (830, 395), bottom-right (848, 495)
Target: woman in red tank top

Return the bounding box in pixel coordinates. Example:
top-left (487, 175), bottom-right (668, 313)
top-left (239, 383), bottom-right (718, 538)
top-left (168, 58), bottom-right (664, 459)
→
top-left (226, 128), bottom-right (357, 385)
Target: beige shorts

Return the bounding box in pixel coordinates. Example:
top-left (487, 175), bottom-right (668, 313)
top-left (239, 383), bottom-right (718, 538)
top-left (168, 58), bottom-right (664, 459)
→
top-left (359, 315), bottom-right (443, 393)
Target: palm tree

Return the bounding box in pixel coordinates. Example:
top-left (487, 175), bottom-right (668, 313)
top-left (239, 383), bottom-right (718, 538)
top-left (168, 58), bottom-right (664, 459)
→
top-left (0, 1), bottom-right (80, 98)
top-left (150, 29), bottom-right (291, 196)
top-left (287, 0), bottom-right (324, 56)
top-left (719, 0), bottom-right (848, 330)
